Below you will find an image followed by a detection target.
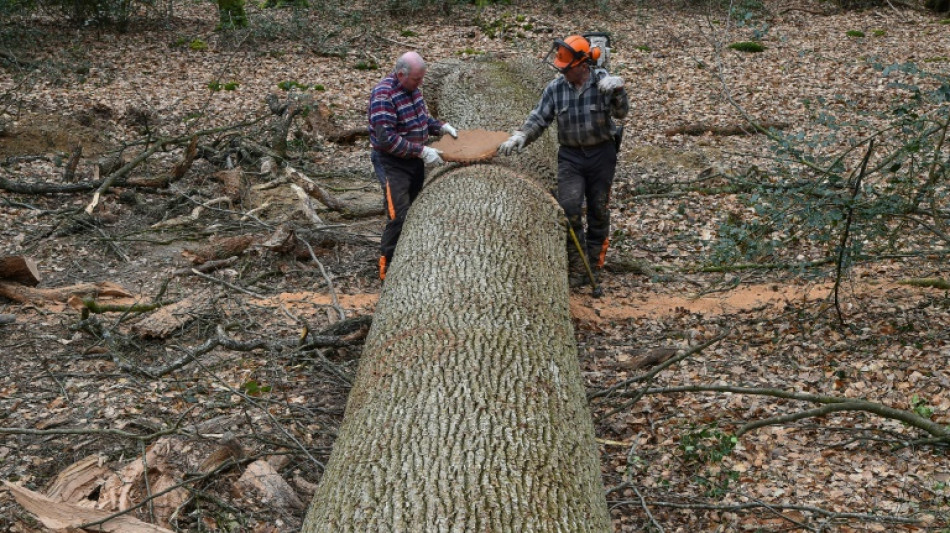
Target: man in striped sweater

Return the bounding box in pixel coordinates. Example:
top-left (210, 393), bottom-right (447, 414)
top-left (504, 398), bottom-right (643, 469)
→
top-left (369, 51), bottom-right (457, 281)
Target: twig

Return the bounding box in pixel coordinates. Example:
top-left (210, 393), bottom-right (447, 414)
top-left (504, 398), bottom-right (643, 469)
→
top-left (190, 269), bottom-right (265, 299)
top-left (618, 499), bottom-right (921, 525)
top-left (297, 237), bottom-right (346, 321)
top-left (189, 348), bottom-right (327, 471)
top-left (76, 450), bottom-right (245, 530)
top-left (832, 139), bottom-right (873, 325)
top-left (632, 485), bottom-right (663, 532)
top-left (635, 385), bottom-right (950, 441)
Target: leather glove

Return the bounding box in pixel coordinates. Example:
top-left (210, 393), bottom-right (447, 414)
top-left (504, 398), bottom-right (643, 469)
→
top-left (421, 146), bottom-right (444, 165)
top-left (441, 123), bottom-right (458, 138)
top-left (597, 75), bottom-right (625, 94)
top-left (498, 131), bottom-right (526, 156)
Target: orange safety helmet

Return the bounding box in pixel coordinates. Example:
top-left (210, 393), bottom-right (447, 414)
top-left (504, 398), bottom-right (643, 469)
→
top-left (550, 35), bottom-right (602, 70)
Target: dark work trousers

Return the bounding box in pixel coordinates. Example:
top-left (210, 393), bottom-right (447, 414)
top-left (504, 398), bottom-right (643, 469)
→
top-left (374, 150), bottom-right (425, 265)
top-left (557, 141), bottom-right (617, 270)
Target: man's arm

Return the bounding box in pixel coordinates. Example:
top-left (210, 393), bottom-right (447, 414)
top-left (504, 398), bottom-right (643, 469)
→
top-left (519, 84), bottom-right (558, 146)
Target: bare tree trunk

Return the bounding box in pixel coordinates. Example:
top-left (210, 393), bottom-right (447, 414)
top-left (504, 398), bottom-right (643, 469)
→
top-left (301, 165), bottom-right (610, 532)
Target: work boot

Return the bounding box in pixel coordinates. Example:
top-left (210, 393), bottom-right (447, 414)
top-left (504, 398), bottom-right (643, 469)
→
top-left (567, 249), bottom-right (587, 289)
top-left (569, 272), bottom-right (588, 288)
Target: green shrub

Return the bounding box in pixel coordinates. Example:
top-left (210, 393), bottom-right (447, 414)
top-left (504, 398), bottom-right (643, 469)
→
top-left (872, 29), bottom-right (886, 36)
top-left (728, 41), bottom-right (765, 53)
top-left (189, 39), bottom-right (208, 51)
top-left (846, 30), bottom-right (865, 37)
top-left (277, 80), bottom-right (310, 91)
top-left (706, 61), bottom-right (950, 293)
top-left (635, 45), bottom-right (652, 52)
top-left (353, 60), bottom-right (378, 70)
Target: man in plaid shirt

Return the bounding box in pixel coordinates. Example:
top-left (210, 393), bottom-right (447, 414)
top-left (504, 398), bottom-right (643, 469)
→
top-left (369, 51), bottom-right (457, 280)
top-left (499, 35), bottom-right (628, 288)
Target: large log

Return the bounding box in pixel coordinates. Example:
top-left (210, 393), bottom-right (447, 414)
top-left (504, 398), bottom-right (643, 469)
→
top-left (301, 165), bottom-right (610, 532)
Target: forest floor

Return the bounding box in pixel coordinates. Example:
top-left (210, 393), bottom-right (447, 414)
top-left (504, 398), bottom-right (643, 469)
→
top-left (1, 0), bottom-right (949, 531)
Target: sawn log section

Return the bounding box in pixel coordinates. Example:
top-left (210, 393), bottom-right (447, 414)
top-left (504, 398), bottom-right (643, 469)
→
top-left (301, 165), bottom-right (611, 532)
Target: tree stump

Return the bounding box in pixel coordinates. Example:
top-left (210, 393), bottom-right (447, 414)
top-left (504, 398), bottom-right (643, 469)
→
top-left (0, 255), bottom-right (41, 286)
top-left (301, 166), bottom-right (610, 532)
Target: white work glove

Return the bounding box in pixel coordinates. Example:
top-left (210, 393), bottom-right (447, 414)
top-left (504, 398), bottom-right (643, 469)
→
top-left (421, 146), bottom-right (444, 165)
top-left (597, 75), bottom-right (625, 94)
top-left (498, 131), bottom-right (526, 156)
top-left (441, 123), bottom-right (458, 138)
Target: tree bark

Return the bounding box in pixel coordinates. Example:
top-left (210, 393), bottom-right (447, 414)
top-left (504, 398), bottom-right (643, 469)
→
top-left (302, 166), bottom-right (610, 532)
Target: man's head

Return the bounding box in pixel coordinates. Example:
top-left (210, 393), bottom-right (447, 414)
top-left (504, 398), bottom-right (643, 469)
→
top-left (394, 51), bottom-right (427, 92)
top-left (547, 35), bottom-right (601, 76)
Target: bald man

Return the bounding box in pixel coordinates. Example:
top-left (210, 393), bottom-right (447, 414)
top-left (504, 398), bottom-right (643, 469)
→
top-left (368, 51), bottom-right (457, 280)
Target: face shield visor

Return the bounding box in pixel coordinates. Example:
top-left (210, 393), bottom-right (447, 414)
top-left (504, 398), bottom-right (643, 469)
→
top-left (543, 39), bottom-right (587, 75)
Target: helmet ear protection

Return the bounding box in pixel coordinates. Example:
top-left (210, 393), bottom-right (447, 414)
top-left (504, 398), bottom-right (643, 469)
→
top-left (548, 35), bottom-right (602, 72)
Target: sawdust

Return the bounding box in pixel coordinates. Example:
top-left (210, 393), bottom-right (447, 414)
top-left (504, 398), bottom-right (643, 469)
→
top-left (571, 280), bottom-right (913, 323)
top-left (248, 280), bottom-right (923, 325)
top-left (429, 129), bottom-right (510, 163)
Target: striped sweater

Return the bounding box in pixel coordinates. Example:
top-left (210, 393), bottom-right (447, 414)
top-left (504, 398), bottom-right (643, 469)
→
top-left (368, 73), bottom-right (443, 158)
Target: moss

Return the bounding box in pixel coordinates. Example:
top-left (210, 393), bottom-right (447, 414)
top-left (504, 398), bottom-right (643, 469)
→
top-left (188, 39), bottom-right (207, 51)
top-left (846, 30), bottom-right (865, 38)
top-left (872, 29), bottom-right (886, 36)
top-left (400, 29), bottom-right (417, 37)
top-left (728, 41), bottom-right (765, 53)
top-left (635, 45), bottom-right (651, 52)
top-left (354, 60), bottom-right (378, 71)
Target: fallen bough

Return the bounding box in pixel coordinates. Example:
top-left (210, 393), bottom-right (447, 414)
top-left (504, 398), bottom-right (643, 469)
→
top-left (301, 165), bottom-right (611, 532)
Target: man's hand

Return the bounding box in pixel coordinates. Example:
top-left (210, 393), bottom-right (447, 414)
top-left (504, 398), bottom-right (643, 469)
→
top-left (441, 123), bottom-right (458, 138)
top-left (597, 75), bottom-right (625, 94)
top-left (498, 131), bottom-right (526, 156)
top-left (421, 146), bottom-right (444, 165)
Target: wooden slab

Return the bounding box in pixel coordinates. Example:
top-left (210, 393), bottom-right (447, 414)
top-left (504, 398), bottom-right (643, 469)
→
top-left (429, 129), bottom-right (511, 163)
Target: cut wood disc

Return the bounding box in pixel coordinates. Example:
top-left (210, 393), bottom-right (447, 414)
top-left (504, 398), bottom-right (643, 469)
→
top-left (429, 129), bottom-right (511, 163)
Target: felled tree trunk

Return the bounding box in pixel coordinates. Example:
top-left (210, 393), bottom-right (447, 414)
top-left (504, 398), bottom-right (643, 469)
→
top-left (301, 165), bottom-right (610, 532)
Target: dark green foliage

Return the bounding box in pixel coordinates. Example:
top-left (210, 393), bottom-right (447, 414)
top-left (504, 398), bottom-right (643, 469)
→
top-left (846, 29), bottom-right (865, 37)
top-left (261, 0), bottom-right (307, 7)
top-left (680, 424), bottom-right (737, 464)
top-left (925, 0), bottom-right (949, 12)
top-left (6, 0), bottom-right (162, 28)
top-left (728, 41), bottom-right (765, 53)
top-left (277, 80), bottom-right (315, 91)
top-left (826, 0), bottom-right (895, 9)
top-left (708, 62), bottom-right (950, 277)
top-left (216, 0), bottom-right (248, 29)
top-left (353, 60), bottom-right (378, 70)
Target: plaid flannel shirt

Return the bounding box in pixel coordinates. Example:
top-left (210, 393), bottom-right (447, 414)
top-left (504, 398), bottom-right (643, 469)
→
top-left (368, 73), bottom-right (443, 159)
top-left (520, 68), bottom-right (629, 148)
